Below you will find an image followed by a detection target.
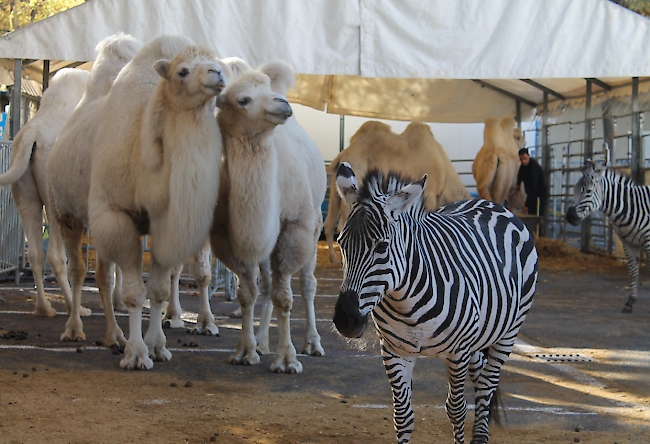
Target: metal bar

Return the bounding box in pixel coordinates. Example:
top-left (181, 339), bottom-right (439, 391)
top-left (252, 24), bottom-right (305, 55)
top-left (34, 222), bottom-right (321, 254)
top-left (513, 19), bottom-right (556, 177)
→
top-left (471, 80), bottom-right (537, 108)
top-left (631, 77), bottom-right (643, 184)
top-left (10, 59), bottom-right (22, 139)
top-left (585, 78), bottom-right (613, 92)
top-left (541, 92), bottom-right (550, 235)
top-left (521, 79), bottom-right (566, 101)
top-left (581, 80), bottom-right (593, 253)
top-left (339, 115), bottom-right (345, 152)
top-left (42, 60), bottom-right (50, 92)
top-left (516, 100), bottom-right (521, 127)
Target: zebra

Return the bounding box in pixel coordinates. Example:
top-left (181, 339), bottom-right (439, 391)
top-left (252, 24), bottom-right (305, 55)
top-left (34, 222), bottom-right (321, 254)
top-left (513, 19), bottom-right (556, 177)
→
top-left (566, 159), bottom-right (650, 313)
top-left (332, 162), bottom-right (538, 444)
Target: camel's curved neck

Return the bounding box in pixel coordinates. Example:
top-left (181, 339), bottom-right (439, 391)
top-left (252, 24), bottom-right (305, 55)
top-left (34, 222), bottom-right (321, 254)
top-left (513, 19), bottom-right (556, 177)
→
top-left (223, 131), bottom-right (280, 262)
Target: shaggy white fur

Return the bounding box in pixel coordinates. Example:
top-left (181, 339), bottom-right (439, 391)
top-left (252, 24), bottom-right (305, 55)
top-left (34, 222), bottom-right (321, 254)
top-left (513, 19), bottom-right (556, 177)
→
top-left (0, 68), bottom-right (88, 318)
top-left (323, 121), bottom-right (470, 263)
top-left (472, 116), bottom-right (524, 208)
top-left (47, 34), bottom-right (141, 346)
top-left (211, 60), bottom-right (327, 373)
top-left (48, 35), bottom-right (226, 370)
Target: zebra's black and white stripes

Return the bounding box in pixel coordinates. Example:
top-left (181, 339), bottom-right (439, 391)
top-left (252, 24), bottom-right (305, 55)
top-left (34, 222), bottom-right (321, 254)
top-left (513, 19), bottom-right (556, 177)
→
top-left (332, 162), bottom-right (537, 444)
top-left (567, 159), bottom-right (650, 312)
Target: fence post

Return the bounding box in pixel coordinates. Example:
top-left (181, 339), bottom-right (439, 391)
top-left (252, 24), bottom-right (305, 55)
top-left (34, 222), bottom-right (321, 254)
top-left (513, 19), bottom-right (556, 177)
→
top-left (10, 59), bottom-right (22, 139)
top-left (541, 92), bottom-right (550, 235)
top-left (339, 115), bottom-right (345, 152)
top-left (580, 80), bottom-right (593, 253)
top-left (631, 77), bottom-right (643, 185)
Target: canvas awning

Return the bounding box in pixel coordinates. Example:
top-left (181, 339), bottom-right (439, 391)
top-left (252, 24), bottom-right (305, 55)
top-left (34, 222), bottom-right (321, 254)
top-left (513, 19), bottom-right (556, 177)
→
top-left (1, 0), bottom-right (649, 123)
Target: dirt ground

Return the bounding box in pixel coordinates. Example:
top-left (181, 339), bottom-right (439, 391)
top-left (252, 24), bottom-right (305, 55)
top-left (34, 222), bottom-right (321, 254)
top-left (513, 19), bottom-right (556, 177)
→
top-left (0, 241), bottom-right (649, 444)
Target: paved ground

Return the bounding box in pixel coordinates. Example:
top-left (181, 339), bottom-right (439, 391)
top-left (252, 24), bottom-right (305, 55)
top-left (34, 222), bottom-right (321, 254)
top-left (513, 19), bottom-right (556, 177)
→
top-left (0, 243), bottom-right (649, 443)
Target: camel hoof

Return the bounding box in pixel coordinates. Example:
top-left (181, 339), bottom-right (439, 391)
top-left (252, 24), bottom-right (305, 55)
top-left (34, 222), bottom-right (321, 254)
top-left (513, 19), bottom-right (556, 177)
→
top-left (79, 306), bottom-right (92, 317)
top-left (270, 360), bottom-right (303, 374)
top-left (621, 305), bottom-right (633, 313)
top-left (256, 344), bottom-right (271, 355)
top-left (302, 340), bottom-right (325, 357)
top-left (113, 302), bottom-right (128, 313)
top-left (33, 305), bottom-right (57, 317)
top-left (229, 352), bottom-right (261, 366)
top-left (229, 309), bottom-right (242, 319)
top-left (162, 318), bottom-right (185, 329)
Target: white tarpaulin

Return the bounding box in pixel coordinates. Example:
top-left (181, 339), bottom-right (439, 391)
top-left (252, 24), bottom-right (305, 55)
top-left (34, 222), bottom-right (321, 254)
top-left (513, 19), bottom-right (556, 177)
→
top-left (1, 0), bottom-right (649, 122)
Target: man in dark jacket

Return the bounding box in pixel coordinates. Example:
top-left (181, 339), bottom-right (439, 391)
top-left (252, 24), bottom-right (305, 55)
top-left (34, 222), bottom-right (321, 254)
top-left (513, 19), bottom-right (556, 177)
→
top-left (515, 148), bottom-right (547, 216)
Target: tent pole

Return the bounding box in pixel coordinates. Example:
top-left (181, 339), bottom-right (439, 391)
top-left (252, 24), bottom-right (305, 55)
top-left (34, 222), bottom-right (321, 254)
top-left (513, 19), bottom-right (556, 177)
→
top-left (581, 80), bottom-right (593, 253)
top-left (541, 92), bottom-right (550, 237)
top-left (516, 100), bottom-right (521, 127)
top-left (631, 77), bottom-right (643, 185)
top-left (42, 60), bottom-right (50, 92)
top-left (339, 115), bottom-right (345, 152)
top-left (10, 59), bottom-right (22, 139)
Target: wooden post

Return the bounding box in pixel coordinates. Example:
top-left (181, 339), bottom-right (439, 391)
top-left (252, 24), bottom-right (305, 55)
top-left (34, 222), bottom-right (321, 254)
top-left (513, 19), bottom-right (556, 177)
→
top-left (631, 77), bottom-right (643, 185)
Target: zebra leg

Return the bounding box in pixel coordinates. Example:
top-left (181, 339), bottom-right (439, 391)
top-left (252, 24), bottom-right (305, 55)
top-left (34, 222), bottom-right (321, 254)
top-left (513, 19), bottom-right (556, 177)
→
top-left (469, 349), bottom-right (487, 390)
top-left (621, 242), bottom-right (640, 313)
top-left (382, 345), bottom-right (416, 444)
top-left (471, 337), bottom-right (515, 444)
top-left (445, 353), bottom-right (471, 444)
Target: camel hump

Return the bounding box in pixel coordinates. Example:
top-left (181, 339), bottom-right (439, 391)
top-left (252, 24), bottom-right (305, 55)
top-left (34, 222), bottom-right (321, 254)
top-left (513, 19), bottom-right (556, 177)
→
top-left (95, 33), bottom-right (141, 64)
top-left (499, 116), bottom-right (517, 133)
top-left (402, 122), bottom-right (434, 141)
top-left (258, 60), bottom-right (295, 96)
top-left (483, 117), bottom-right (505, 144)
top-left (350, 121), bottom-right (392, 145)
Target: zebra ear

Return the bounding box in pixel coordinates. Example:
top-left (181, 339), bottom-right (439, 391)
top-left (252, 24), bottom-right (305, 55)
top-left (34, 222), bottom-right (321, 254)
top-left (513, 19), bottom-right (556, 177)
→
top-left (336, 162), bottom-right (359, 207)
top-left (386, 175), bottom-right (427, 218)
top-left (593, 161), bottom-right (607, 177)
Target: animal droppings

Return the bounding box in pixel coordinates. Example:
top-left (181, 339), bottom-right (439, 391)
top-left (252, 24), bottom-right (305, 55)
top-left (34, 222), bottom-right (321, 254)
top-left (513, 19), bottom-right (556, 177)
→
top-left (1, 330), bottom-right (28, 340)
top-left (170, 383), bottom-right (178, 387)
top-left (210, 437), bottom-right (217, 442)
top-left (189, 342), bottom-right (199, 347)
top-left (76, 347), bottom-right (84, 353)
top-left (185, 381), bottom-right (193, 387)
top-left (22, 373), bottom-right (28, 378)
top-left (94, 341), bottom-right (103, 346)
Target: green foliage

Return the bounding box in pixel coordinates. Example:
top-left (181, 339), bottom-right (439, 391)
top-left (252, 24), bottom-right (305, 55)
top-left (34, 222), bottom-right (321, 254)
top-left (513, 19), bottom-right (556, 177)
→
top-left (0, 0), bottom-right (84, 34)
top-left (611, 0), bottom-right (650, 18)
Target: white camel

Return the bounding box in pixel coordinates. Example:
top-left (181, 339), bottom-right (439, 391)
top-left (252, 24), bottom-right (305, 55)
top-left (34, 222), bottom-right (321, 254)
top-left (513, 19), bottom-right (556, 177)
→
top-left (0, 34), bottom-right (140, 320)
top-left (210, 60), bottom-right (327, 373)
top-left (323, 121), bottom-right (470, 263)
top-left (48, 35), bottom-right (226, 370)
top-left (472, 116), bottom-right (524, 208)
top-left (0, 68), bottom-right (88, 317)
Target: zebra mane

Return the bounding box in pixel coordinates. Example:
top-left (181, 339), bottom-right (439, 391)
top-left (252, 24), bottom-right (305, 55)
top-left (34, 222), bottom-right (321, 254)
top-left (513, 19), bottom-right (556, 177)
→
top-left (358, 169), bottom-right (428, 214)
top-left (605, 167), bottom-right (640, 187)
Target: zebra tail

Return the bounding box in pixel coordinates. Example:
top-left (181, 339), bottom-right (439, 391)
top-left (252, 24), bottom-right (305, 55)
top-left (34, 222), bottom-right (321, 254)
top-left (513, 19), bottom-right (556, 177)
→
top-left (488, 386), bottom-right (507, 426)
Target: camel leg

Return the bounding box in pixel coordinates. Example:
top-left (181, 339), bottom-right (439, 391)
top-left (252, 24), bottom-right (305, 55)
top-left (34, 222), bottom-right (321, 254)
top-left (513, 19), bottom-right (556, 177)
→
top-left (323, 191), bottom-right (342, 264)
top-left (57, 216), bottom-right (86, 342)
top-left (89, 203), bottom-right (149, 369)
top-left (95, 256), bottom-right (126, 348)
top-left (267, 223), bottom-right (316, 374)
top-left (255, 258), bottom-right (273, 354)
top-left (230, 266), bottom-right (262, 366)
top-left (143, 256), bottom-right (173, 362)
top-left (299, 244), bottom-right (324, 356)
top-left (47, 216), bottom-right (92, 317)
top-left (163, 263), bottom-right (185, 329)
top-left (12, 182), bottom-right (55, 317)
top-left (111, 265), bottom-right (127, 312)
top-left (190, 241), bottom-right (219, 336)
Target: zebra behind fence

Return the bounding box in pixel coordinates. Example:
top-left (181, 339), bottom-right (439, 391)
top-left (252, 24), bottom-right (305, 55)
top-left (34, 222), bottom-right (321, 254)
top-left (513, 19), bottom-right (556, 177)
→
top-left (567, 159), bottom-right (650, 313)
top-left (332, 162), bottom-right (538, 444)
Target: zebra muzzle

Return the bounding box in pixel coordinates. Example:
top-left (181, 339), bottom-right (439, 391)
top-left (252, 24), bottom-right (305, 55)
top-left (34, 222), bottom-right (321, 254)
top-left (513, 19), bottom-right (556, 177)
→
top-left (333, 290), bottom-right (368, 338)
top-left (566, 206), bottom-right (581, 226)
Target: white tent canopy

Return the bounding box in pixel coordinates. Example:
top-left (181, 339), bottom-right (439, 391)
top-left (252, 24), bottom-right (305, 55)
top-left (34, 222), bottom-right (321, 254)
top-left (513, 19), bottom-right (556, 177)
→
top-left (1, 0), bottom-right (649, 122)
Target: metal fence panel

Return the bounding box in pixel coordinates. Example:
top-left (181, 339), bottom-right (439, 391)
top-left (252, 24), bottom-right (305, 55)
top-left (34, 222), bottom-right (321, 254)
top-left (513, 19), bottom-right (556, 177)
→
top-left (0, 141), bottom-right (24, 282)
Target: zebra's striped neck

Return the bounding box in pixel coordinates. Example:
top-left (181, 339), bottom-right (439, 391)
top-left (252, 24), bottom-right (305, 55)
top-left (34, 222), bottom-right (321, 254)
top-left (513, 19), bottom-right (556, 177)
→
top-left (601, 169), bottom-right (649, 224)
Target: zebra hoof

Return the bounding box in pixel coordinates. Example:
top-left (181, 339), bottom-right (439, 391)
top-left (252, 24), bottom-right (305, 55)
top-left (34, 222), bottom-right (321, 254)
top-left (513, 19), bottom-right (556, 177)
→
top-left (621, 304), bottom-right (633, 314)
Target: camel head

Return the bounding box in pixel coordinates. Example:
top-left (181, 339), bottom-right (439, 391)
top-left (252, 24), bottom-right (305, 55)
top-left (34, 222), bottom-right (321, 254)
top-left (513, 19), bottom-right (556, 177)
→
top-left (216, 65), bottom-right (293, 136)
top-left (153, 45), bottom-right (227, 109)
